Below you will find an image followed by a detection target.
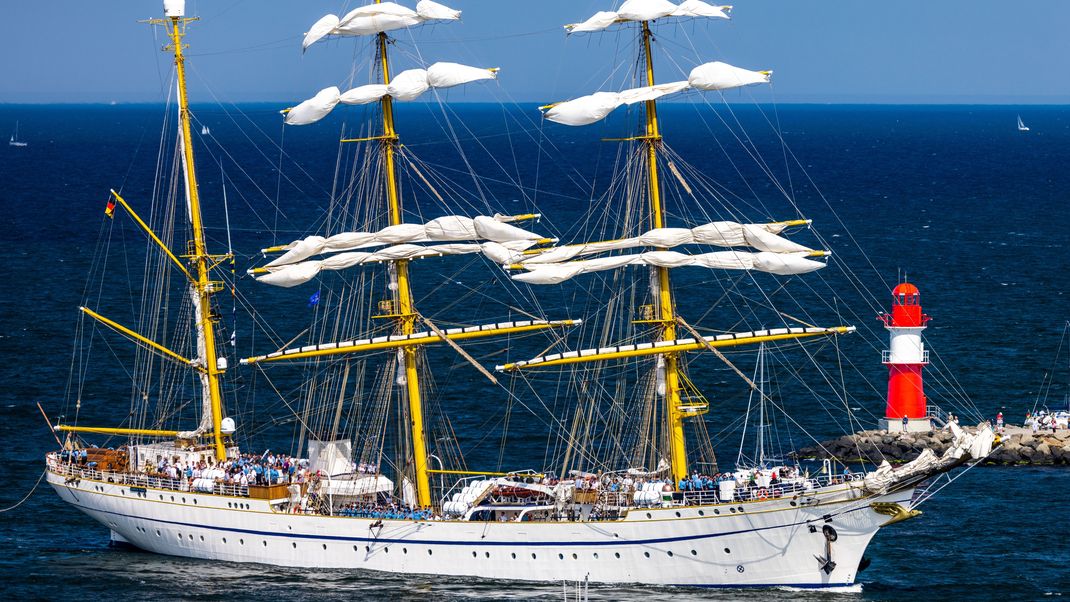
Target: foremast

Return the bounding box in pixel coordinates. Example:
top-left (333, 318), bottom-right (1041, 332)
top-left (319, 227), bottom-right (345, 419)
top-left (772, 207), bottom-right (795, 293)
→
top-left (639, 21), bottom-right (689, 486)
top-left (374, 24), bottom-right (433, 509)
top-left (165, 7), bottom-right (229, 461)
top-left (55, 2), bottom-right (230, 461)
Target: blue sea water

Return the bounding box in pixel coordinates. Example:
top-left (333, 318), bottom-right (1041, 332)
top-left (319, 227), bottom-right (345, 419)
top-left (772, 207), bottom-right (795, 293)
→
top-left (0, 103), bottom-right (1068, 600)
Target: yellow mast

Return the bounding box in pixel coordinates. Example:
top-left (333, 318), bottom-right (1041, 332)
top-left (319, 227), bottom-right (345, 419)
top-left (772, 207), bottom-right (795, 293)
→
top-left (640, 21), bottom-right (689, 486)
top-left (167, 15), bottom-right (228, 461)
top-left (376, 24), bottom-right (432, 508)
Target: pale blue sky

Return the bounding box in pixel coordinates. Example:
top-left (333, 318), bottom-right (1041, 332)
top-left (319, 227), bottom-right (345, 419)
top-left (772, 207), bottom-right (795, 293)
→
top-left (1, 0), bottom-right (1068, 104)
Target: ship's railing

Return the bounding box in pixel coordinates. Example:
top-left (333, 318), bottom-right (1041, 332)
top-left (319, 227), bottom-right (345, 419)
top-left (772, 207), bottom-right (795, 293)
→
top-left (47, 455), bottom-right (251, 498)
top-left (679, 472), bottom-right (866, 506)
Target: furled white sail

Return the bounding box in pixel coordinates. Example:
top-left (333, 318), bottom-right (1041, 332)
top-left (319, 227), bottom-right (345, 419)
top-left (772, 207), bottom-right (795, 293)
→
top-left (501, 221), bottom-right (810, 266)
top-left (543, 62), bottom-right (771, 126)
top-left (511, 250), bottom-right (825, 285)
top-left (257, 243), bottom-right (488, 288)
top-left (567, 0), bottom-right (730, 33)
top-left (265, 215), bottom-right (547, 268)
top-left (304, 1), bottom-right (460, 49)
top-left (286, 63), bottom-right (498, 125)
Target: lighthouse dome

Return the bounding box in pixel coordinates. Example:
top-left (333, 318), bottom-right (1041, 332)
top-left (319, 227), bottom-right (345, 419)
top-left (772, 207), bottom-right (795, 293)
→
top-left (892, 282), bottom-right (919, 297)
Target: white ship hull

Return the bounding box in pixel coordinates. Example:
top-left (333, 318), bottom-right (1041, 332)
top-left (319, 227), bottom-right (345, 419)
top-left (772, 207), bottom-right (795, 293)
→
top-left (47, 469), bottom-right (912, 588)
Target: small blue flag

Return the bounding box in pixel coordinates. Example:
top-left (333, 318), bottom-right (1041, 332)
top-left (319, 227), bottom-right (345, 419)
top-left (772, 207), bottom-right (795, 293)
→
top-left (308, 291), bottom-right (320, 308)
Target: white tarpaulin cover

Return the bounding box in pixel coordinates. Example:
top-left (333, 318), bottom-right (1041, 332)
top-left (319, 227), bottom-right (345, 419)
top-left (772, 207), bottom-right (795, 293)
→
top-left (567, 0), bottom-right (730, 33)
top-left (543, 62), bottom-right (771, 126)
top-left (308, 439), bottom-right (355, 477)
top-left (511, 250), bottom-right (825, 285)
top-left (265, 215), bottom-right (546, 268)
top-left (304, 1), bottom-right (460, 49)
top-left (286, 62), bottom-right (497, 125)
top-left (506, 220), bottom-right (810, 265)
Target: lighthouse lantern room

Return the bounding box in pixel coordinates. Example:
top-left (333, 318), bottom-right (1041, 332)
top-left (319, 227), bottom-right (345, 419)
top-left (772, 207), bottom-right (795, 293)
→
top-left (879, 282), bottom-right (933, 433)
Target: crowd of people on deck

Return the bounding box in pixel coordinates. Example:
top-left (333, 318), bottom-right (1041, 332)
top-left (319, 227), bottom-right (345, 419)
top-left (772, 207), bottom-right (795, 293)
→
top-left (336, 502), bottom-right (434, 520)
top-left (145, 452), bottom-right (311, 488)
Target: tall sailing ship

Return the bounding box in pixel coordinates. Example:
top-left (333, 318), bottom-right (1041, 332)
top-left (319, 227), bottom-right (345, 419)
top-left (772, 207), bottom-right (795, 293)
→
top-left (45, 0), bottom-right (995, 588)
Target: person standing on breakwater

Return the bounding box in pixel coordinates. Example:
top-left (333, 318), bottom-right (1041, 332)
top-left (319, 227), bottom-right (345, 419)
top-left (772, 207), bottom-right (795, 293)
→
top-left (996, 412), bottom-right (1004, 434)
top-left (903, 415), bottom-right (909, 429)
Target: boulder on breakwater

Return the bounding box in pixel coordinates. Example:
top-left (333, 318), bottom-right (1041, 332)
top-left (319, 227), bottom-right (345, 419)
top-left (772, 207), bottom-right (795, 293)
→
top-left (793, 425), bottom-right (1070, 466)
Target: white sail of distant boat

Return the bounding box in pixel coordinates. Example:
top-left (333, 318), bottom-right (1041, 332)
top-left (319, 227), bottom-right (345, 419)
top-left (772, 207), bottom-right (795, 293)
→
top-left (201, 125), bottom-right (210, 135)
top-left (9, 121), bottom-right (27, 147)
top-left (1017, 115), bottom-right (1029, 132)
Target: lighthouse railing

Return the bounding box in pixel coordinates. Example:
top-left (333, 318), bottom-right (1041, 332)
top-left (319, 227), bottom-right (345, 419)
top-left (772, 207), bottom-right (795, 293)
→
top-left (925, 404), bottom-right (949, 427)
top-left (881, 349), bottom-right (929, 364)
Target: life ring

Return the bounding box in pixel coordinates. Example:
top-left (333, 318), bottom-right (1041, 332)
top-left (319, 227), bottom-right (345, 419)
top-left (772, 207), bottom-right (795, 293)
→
top-left (756, 487), bottom-right (769, 500)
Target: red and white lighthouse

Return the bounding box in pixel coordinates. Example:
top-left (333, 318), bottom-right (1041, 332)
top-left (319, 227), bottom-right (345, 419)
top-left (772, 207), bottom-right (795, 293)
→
top-left (879, 282), bottom-right (932, 433)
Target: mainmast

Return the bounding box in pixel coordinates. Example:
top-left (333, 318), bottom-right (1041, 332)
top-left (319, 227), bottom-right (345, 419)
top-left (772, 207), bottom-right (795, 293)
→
top-left (376, 25), bottom-right (432, 509)
top-left (166, 2), bottom-right (228, 461)
top-left (639, 21), bottom-right (689, 486)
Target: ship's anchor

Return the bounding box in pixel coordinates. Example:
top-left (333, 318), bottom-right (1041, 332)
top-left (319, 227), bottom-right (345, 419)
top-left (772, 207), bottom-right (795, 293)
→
top-left (814, 524), bottom-right (838, 575)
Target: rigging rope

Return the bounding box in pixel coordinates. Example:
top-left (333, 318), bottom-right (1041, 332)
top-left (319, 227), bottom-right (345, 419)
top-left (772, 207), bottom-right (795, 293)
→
top-left (0, 470), bottom-right (47, 514)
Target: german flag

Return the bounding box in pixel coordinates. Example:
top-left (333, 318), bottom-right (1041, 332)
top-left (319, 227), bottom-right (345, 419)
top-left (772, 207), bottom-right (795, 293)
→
top-left (104, 197), bottom-right (116, 218)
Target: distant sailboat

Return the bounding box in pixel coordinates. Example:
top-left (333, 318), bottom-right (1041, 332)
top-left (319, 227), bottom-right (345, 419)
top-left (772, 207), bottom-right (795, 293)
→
top-left (201, 125), bottom-right (210, 135)
top-left (9, 121), bottom-right (27, 147)
top-left (1017, 115), bottom-right (1030, 132)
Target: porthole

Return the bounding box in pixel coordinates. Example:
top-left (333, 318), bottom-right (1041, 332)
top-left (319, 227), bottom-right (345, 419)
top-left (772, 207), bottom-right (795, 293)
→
top-left (644, 552), bottom-right (650, 558)
top-left (222, 537), bottom-right (227, 543)
top-left (193, 499), bottom-right (198, 505)
top-left (559, 553), bottom-right (564, 560)
top-left (240, 539), bottom-right (244, 545)
top-left (646, 512), bottom-right (652, 519)
top-left (667, 551), bottom-right (674, 557)
top-left (365, 546), bottom-right (370, 552)
top-left (189, 534), bottom-right (194, 540)
top-left (593, 553), bottom-right (599, 559)
top-left (724, 547), bottom-right (731, 554)
top-left (738, 506), bottom-right (745, 513)
top-left (691, 549), bottom-right (697, 556)
top-left (263, 541), bottom-right (268, 547)
top-left (472, 551), bottom-right (477, 558)
top-left (156, 530), bottom-right (161, 537)
top-left (228, 503), bottom-right (232, 508)
top-left (182, 497), bottom-right (186, 503)
top-left (675, 511), bottom-right (681, 517)
top-left (790, 501), bottom-right (797, 507)
top-left (730, 508), bottom-right (736, 513)
top-left (170, 496), bottom-right (175, 502)
top-left (404, 548), bottom-right (409, 554)
top-left (384, 547), bottom-right (389, 553)
top-left (714, 509), bottom-right (720, 515)
top-left (698, 510), bottom-right (705, 516)
top-left (177, 533), bottom-right (182, 541)
top-left (322, 544), bottom-right (327, 551)
top-left (511, 552), bottom-right (516, 559)
top-left (200, 536), bottom-right (204, 542)
top-left (614, 552), bottom-right (621, 558)
top-left (532, 553), bottom-right (537, 559)
top-left (485, 552), bottom-right (490, 558)
top-left (428, 549), bottom-right (433, 556)
top-left (159, 495), bottom-right (164, 500)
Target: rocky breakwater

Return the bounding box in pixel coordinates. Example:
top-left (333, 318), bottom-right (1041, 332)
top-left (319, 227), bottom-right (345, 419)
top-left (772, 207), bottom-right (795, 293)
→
top-left (794, 426), bottom-right (1070, 466)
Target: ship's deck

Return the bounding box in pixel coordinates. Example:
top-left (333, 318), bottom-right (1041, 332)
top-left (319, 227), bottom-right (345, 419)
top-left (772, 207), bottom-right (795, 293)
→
top-left (47, 452), bottom-right (868, 524)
